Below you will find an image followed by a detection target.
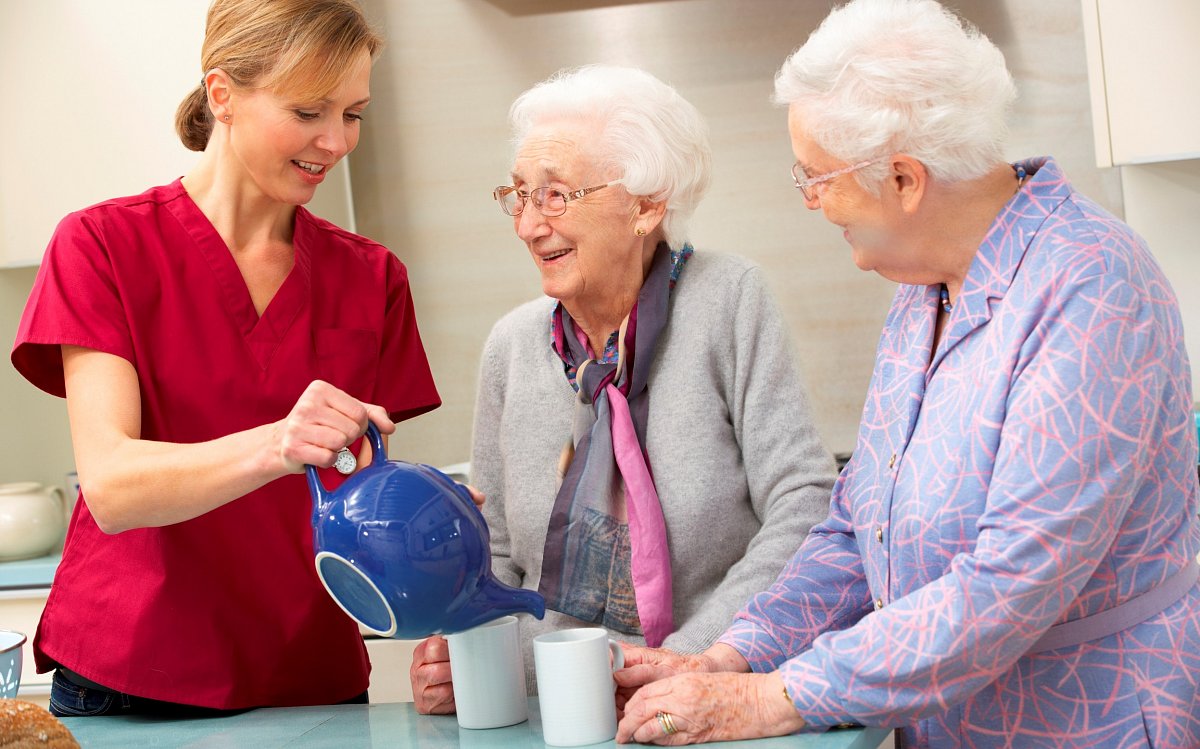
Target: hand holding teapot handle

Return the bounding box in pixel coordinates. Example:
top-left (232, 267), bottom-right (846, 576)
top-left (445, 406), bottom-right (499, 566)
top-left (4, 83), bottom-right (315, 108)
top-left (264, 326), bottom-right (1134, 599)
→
top-left (276, 380), bottom-right (394, 475)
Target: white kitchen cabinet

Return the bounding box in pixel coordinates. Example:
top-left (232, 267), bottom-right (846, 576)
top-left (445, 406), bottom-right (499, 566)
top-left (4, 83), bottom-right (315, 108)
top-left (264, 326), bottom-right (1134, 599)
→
top-left (1080, 0), bottom-right (1200, 167)
top-left (363, 637), bottom-right (419, 703)
top-left (0, 1), bottom-right (353, 268)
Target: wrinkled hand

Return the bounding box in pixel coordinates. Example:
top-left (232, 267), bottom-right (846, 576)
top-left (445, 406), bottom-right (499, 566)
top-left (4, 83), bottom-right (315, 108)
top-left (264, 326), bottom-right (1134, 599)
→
top-left (616, 671), bottom-right (804, 745)
top-left (276, 380), bottom-right (394, 474)
top-left (410, 636), bottom-right (456, 715)
top-left (614, 646), bottom-right (716, 715)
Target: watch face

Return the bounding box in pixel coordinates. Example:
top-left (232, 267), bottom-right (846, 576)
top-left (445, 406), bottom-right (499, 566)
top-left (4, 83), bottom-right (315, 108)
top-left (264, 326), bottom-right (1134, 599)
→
top-left (334, 448), bottom-right (356, 475)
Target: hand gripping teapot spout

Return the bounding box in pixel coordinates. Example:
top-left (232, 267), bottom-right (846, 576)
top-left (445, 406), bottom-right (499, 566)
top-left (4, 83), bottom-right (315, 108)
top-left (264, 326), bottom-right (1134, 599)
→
top-left (305, 423), bottom-right (545, 639)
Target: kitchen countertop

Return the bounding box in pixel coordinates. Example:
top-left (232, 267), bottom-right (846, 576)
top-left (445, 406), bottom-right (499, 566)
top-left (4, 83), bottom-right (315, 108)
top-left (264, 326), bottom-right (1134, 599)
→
top-left (62, 699), bottom-right (892, 748)
top-left (0, 552), bottom-right (60, 589)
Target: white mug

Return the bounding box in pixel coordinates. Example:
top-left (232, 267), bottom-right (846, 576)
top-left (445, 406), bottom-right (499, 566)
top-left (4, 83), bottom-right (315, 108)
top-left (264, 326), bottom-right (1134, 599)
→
top-left (446, 615), bottom-right (528, 729)
top-left (533, 628), bottom-right (625, 747)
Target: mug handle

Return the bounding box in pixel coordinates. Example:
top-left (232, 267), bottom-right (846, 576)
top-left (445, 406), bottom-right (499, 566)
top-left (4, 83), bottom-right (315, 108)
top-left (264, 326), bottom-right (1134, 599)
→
top-left (608, 640), bottom-right (625, 694)
top-left (609, 640), bottom-right (625, 671)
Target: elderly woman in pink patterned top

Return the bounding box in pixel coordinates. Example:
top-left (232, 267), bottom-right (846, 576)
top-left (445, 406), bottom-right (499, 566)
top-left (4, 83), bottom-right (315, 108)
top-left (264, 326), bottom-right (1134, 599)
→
top-left (613, 1), bottom-right (1200, 747)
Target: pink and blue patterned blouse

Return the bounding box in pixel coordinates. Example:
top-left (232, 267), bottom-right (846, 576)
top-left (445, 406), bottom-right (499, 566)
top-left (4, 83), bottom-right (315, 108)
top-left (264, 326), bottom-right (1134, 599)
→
top-left (719, 157), bottom-right (1200, 748)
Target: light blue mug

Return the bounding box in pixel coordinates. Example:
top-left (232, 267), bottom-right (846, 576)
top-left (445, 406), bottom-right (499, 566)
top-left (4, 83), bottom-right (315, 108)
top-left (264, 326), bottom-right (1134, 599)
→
top-left (0, 629), bottom-right (26, 699)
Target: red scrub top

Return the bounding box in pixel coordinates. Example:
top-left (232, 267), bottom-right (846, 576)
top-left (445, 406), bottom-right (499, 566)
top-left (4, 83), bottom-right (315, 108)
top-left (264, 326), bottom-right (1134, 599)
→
top-left (10, 180), bottom-right (441, 709)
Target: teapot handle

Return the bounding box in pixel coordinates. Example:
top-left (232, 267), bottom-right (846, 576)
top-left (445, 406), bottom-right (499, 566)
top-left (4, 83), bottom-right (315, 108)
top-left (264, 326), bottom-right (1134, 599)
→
top-left (47, 485), bottom-right (67, 523)
top-left (305, 421), bottom-right (390, 522)
top-left (364, 422), bottom-right (388, 467)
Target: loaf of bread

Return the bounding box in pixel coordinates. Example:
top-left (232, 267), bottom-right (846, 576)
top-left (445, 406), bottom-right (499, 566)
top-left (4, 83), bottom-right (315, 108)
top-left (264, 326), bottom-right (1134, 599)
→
top-left (0, 699), bottom-right (80, 748)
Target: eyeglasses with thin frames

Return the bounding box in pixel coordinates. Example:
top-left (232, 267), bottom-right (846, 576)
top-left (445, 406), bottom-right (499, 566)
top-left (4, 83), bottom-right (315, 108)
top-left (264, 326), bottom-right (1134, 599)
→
top-left (492, 180), bottom-right (623, 217)
top-left (791, 160), bottom-right (875, 201)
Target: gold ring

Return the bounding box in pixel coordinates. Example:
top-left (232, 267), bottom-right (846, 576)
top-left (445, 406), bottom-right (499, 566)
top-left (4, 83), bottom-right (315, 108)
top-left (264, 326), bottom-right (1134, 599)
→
top-left (656, 710), bottom-right (679, 735)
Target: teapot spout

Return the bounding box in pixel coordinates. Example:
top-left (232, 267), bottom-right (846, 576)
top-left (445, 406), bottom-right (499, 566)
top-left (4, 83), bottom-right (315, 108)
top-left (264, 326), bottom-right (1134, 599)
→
top-left (446, 578), bottom-right (546, 634)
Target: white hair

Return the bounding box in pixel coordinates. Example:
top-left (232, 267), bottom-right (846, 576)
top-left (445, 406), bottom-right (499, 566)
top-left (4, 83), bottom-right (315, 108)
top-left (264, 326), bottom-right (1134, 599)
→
top-left (774, 0), bottom-right (1016, 192)
top-left (509, 65), bottom-right (712, 250)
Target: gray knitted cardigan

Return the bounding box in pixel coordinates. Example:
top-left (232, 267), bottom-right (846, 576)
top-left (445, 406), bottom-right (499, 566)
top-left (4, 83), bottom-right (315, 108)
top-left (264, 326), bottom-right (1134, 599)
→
top-left (471, 251), bottom-right (837, 690)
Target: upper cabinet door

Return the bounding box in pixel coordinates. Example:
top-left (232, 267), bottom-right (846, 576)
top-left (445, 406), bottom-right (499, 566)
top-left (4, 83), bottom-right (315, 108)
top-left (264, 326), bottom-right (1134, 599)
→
top-left (1081, 0), bottom-right (1200, 167)
top-left (0, 1), bottom-right (354, 269)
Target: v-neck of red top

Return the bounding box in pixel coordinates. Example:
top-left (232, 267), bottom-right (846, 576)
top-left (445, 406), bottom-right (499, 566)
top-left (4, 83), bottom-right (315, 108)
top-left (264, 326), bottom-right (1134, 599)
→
top-left (164, 181), bottom-right (311, 370)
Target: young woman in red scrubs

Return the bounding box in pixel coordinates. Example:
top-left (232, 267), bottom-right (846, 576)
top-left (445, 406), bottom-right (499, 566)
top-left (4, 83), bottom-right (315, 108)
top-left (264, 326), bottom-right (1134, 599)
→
top-left (10, 0), bottom-right (441, 716)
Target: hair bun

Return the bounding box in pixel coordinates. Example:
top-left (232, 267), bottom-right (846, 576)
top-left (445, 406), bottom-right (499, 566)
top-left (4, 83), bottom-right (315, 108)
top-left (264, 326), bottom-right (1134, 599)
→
top-left (0, 699), bottom-right (80, 749)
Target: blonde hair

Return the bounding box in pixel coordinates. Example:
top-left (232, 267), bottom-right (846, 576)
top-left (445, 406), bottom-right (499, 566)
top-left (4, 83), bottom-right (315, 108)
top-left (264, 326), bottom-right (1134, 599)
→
top-left (175, 0), bottom-right (383, 152)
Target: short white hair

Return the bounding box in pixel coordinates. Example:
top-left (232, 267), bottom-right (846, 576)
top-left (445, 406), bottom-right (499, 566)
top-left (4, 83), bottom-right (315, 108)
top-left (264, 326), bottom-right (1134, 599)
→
top-left (509, 65), bottom-right (712, 250)
top-left (774, 0), bottom-right (1016, 192)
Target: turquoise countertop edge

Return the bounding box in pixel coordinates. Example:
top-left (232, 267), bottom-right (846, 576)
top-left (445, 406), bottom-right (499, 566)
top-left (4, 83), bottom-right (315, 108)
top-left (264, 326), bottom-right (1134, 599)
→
top-left (62, 699), bottom-right (892, 749)
top-left (0, 552), bottom-right (60, 589)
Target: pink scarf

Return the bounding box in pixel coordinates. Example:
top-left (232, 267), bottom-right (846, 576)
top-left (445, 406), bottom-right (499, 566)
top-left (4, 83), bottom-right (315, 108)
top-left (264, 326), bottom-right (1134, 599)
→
top-left (538, 244), bottom-right (680, 646)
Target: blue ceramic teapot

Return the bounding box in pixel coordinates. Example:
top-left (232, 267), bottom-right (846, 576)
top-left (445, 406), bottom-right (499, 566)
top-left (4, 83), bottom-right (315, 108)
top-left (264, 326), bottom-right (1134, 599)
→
top-left (306, 423), bottom-right (545, 638)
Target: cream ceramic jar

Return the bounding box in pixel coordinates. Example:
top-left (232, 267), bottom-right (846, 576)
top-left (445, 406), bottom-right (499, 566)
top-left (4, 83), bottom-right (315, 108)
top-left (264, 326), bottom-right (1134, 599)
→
top-left (0, 482), bottom-right (66, 562)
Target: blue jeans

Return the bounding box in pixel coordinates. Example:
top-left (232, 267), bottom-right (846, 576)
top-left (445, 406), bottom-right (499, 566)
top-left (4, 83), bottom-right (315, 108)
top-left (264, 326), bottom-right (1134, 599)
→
top-left (49, 669), bottom-right (368, 717)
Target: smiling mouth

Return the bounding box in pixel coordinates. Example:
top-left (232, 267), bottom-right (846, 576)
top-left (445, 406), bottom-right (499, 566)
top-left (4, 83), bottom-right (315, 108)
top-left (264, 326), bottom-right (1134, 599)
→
top-left (293, 160), bottom-right (326, 175)
top-left (541, 249), bottom-right (572, 262)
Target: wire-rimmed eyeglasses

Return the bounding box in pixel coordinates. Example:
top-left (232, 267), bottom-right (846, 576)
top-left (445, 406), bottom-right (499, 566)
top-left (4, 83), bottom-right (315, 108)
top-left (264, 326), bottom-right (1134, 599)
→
top-left (791, 160), bottom-right (875, 201)
top-left (492, 180), bottom-right (623, 217)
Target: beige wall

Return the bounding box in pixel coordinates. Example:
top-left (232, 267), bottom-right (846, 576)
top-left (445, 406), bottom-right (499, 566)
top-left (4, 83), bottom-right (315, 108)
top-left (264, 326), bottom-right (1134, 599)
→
top-left (0, 268), bottom-right (74, 491)
top-left (0, 0), bottom-right (1134, 487)
top-left (353, 0), bottom-right (1122, 465)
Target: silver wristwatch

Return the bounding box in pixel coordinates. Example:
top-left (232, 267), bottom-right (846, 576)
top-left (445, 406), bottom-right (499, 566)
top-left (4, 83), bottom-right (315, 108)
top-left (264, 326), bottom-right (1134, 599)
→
top-left (334, 448), bottom-right (357, 475)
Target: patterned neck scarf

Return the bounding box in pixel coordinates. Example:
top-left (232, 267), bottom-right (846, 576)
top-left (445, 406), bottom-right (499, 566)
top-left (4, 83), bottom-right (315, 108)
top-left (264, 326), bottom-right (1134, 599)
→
top-left (539, 242), bottom-right (691, 646)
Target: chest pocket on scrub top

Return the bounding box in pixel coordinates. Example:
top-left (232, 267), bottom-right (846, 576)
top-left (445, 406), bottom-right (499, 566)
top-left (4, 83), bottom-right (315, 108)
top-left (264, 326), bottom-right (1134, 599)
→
top-left (315, 328), bottom-right (380, 400)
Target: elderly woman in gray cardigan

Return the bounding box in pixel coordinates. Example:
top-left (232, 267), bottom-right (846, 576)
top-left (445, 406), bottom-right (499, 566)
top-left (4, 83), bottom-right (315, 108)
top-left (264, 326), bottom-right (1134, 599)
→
top-left (410, 64), bottom-right (836, 710)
